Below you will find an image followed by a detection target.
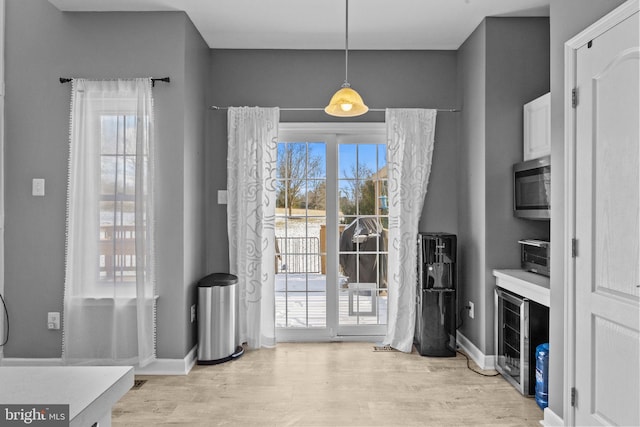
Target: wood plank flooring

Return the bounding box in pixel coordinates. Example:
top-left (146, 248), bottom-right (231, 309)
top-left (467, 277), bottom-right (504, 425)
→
top-left (112, 342), bottom-right (544, 426)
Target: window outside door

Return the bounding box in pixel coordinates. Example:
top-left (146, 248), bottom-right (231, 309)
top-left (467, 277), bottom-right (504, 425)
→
top-left (276, 123), bottom-right (387, 341)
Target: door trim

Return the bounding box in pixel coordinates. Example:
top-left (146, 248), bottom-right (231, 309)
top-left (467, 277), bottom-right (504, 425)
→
top-left (563, 1), bottom-right (639, 424)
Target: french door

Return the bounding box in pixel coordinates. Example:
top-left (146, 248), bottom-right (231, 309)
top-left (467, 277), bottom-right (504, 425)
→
top-left (275, 123), bottom-right (388, 341)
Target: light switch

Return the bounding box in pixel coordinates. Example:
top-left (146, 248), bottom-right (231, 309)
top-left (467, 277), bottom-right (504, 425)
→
top-left (47, 312), bottom-right (60, 330)
top-left (32, 178), bottom-right (45, 196)
top-left (217, 190), bottom-right (228, 205)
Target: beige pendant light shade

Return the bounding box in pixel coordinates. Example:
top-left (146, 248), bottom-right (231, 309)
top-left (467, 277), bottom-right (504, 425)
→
top-left (325, 0), bottom-right (368, 117)
top-left (324, 83), bottom-right (369, 117)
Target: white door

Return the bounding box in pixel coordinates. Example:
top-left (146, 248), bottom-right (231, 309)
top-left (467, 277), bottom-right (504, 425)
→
top-left (336, 136), bottom-right (388, 337)
top-left (573, 5), bottom-right (639, 426)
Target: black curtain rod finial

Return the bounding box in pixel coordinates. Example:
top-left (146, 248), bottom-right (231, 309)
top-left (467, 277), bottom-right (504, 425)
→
top-left (151, 77), bottom-right (170, 87)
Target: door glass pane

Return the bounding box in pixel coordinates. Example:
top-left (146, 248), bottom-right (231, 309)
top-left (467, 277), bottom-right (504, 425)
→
top-left (276, 141), bottom-right (327, 328)
top-left (286, 291), bottom-right (307, 327)
top-left (338, 142), bottom-right (388, 328)
top-left (377, 144), bottom-right (387, 170)
top-left (308, 143), bottom-right (326, 179)
top-left (307, 180), bottom-right (325, 211)
top-left (357, 144), bottom-right (377, 177)
top-left (338, 144), bottom-right (356, 179)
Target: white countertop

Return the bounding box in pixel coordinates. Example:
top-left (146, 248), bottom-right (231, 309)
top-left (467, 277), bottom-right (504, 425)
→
top-left (0, 366), bottom-right (133, 426)
top-left (493, 269), bottom-right (550, 307)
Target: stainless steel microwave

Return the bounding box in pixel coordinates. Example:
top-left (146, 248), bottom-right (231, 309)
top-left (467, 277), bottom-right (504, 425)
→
top-left (513, 155), bottom-right (550, 220)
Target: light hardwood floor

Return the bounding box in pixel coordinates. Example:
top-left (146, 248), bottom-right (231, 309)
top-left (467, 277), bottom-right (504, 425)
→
top-left (113, 342), bottom-right (543, 426)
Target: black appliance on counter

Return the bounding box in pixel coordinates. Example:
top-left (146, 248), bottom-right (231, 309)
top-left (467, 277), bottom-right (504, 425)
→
top-left (518, 239), bottom-right (550, 277)
top-left (414, 233), bottom-right (457, 357)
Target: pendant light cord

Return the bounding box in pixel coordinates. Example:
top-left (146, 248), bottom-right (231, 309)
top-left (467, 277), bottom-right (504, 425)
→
top-left (344, 0), bottom-right (350, 87)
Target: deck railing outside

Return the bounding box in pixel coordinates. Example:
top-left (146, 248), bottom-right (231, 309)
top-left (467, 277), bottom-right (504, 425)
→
top-left (100, 225), bottom-right (136, 280)
top-left (275, 236), bottom-right (321, 274)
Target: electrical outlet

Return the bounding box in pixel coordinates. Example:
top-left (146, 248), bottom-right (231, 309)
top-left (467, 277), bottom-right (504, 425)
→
top-left (190, 304), bottom-right (196, 323)
top-left (468, 301), bottom-right (475, 319)
top-left (48, 312), bottom-right (60, 330)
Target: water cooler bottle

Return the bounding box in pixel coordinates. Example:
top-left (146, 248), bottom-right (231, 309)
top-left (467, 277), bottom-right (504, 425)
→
top-left (415, 233), bottom-right (457, 357)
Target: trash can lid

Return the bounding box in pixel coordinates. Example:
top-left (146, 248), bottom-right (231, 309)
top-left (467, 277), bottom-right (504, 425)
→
top-left (198, 273), bottom-right (238, 287)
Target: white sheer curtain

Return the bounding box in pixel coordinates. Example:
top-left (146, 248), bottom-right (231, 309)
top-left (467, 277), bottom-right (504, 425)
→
top-left (383, 108), bottom-right (437, 353)
top-left (63, 79), bottom-right (156, 366)
top-left (227, 107), bottom-right (279, 349)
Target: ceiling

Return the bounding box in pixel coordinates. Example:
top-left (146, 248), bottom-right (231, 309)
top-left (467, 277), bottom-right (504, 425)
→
top-left (48, 0), bottom-right (550, 50)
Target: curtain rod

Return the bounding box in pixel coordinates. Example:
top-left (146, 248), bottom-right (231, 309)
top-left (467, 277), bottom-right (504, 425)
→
top-left (209, 105), bottom-right (460, 113)
top-left (59, 77), bottom-right (171, 87)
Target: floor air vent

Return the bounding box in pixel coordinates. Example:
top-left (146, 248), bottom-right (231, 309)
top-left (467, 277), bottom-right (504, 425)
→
top-left (132, 379), bottom-right (147, 390)
top-left (372, 345), bottom-right (395, 352)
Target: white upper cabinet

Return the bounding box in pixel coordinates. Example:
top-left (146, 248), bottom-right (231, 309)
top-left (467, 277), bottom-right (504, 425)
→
top-left (523, 92), bottom-right (551, 161)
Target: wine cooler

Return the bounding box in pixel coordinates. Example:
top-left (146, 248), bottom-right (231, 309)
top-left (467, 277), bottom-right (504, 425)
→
top-left (495, 287), bottom-right (549, 395)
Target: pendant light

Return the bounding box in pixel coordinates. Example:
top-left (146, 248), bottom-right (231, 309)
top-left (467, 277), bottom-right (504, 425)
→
top-left (324, 0), bottom-right (369, 117)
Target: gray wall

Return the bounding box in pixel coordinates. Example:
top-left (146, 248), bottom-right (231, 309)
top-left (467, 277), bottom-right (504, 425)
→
top-left (206, 49), bottom-right (460, 273)
top-left (457, 18), bottom-right (550, 355)
top-left (182, 14), bottom-right (209, 355)
top-left (547, 0), bottom-right (626, 418)
top-left (484, 18), bottom-right (551, 352)
top-left (3, 0), bottom-right (207, 359)
top-left (457, 20), bottom-right (487, 353)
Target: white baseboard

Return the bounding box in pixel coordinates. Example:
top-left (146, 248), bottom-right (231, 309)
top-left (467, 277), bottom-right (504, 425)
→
top-left (456, 331), bottom-right (496, 370)
top-left (0, 357), bottom-right (64, 366)
top-left (0, 345), bottom-right (198, 376)
top-left (135, 345), bottom-right (197, 375)
top-left (541, 407), bottom-right (563, 426)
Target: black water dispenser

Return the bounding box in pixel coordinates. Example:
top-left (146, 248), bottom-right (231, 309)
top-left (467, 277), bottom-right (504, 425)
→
top-left (414, 233), bottom-right (457, 357)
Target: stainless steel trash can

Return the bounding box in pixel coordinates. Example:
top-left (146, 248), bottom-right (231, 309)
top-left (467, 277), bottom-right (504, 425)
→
top-left (197, 273), bottom-right (244, 365)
